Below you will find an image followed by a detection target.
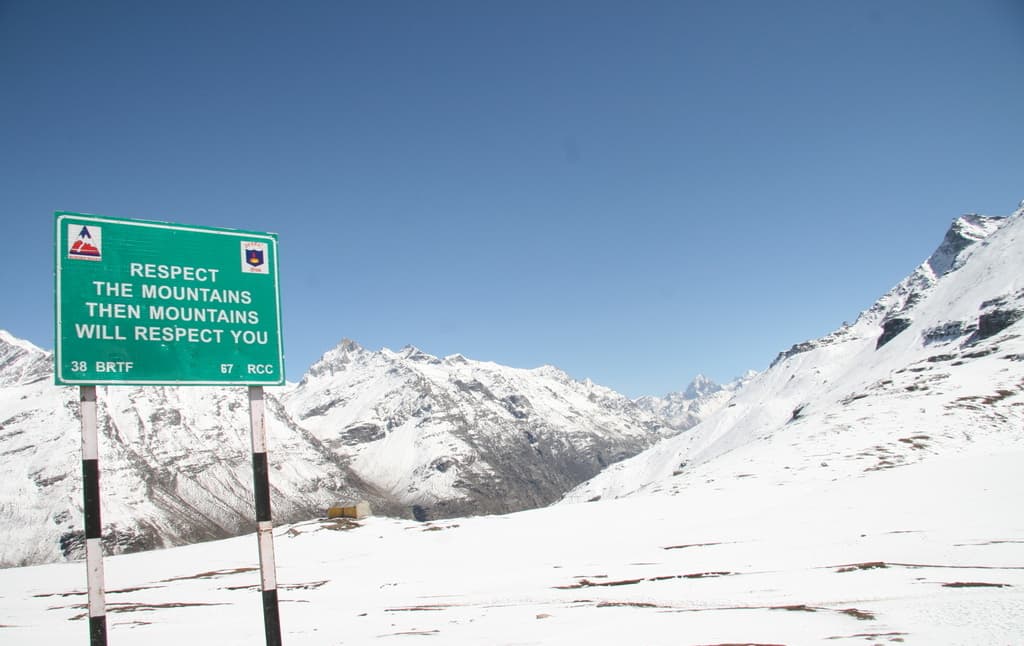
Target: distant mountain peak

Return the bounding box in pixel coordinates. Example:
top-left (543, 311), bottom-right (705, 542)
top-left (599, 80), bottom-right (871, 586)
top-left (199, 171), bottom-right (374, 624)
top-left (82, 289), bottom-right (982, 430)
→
top-left (399, 345), bottom-right (441, 364)
top-left (532, 364), bottom-right (572, 382)
top-left (633, 372), bottom-right (753, 433)
top-left (683, 374), bottom-right (721, 399)
top-left (338, 337), bottom-right (362, 351)
top-left (303, 337), bottom-right (367, 380)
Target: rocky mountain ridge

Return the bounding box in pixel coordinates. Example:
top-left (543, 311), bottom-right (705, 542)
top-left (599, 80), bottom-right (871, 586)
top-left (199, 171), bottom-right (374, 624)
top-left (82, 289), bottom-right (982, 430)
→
top-left (0, 329), bottom-right (694, 567)
top-left (280, 340), bottom-right (676, 519)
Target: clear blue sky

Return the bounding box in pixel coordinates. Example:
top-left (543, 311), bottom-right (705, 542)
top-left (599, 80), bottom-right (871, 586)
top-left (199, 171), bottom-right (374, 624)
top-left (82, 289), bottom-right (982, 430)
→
top-left (2, 1), bottom-right (1022, 397)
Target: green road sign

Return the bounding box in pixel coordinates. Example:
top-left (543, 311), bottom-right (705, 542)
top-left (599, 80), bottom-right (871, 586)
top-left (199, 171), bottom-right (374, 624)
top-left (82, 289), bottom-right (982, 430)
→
top-left (55, 212), bottom-right (285, 385)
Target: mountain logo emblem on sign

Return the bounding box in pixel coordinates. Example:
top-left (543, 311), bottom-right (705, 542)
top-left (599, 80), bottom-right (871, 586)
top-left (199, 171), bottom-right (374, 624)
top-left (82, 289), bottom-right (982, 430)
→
top-left (241, 241), bottom-right (269, 274)
top-left (68, 225), bottom-right (102, 261)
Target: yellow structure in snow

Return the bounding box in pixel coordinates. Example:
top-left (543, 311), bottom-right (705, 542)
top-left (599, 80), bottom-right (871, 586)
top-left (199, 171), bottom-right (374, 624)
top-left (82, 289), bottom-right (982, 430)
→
top-left (327, 501), bottom-right (372, 519)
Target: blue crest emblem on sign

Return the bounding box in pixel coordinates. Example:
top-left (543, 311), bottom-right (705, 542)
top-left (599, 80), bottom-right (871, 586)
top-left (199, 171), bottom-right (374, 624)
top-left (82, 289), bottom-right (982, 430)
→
top-left (241, 241), bottom-right (270, 274)
top-left (246, 248), bottom-right (264, 268)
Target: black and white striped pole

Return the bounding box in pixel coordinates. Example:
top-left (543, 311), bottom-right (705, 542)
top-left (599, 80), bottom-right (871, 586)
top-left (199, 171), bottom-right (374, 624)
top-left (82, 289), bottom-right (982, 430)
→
top-left (79, 385), bottom-right (107, 646)
top-left (248, 385), bottom-right (283, 646)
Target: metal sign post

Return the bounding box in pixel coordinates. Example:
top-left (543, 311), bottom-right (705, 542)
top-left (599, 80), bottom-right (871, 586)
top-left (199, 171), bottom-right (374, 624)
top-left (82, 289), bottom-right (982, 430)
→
top-left (80, 385), bottom-right (107, 646)
top-left (249, 386), bottom-right (282, 646)
top-left (55, 211), bottom-right (286, 645)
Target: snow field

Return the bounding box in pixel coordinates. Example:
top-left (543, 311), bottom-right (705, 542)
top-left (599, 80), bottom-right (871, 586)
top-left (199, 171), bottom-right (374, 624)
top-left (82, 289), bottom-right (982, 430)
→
top-left (3, 447), bottom-right (1021, 645)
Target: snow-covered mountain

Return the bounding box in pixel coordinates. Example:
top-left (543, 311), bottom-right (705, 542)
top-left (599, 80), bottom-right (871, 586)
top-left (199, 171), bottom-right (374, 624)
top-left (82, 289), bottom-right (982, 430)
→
top-left (280, 341), bottom-right (672, 519)
top-left (0, 329), bottom-right (51, 387)
top-left (0, 343), bottom-right (379, 567)
top-left (571, 205), bottom-right (1024, 502)
top-left (0, 332), bottom-right (672, 567)
top-left (634, 372), bottom-right (756, 431)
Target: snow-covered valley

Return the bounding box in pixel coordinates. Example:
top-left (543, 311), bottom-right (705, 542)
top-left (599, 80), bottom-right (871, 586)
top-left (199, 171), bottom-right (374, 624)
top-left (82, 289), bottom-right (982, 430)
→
top-left (2, 442), bottom-right (1021, 644)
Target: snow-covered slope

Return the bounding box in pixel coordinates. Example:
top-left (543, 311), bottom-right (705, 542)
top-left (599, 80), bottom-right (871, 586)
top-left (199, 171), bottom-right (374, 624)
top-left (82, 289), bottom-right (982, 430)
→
top-left (281, 342), bottom-right (671, 519)
top-left (634, 372), bottom-right (756, 431)
top-left (571, 205), bottom-right (1024, 502)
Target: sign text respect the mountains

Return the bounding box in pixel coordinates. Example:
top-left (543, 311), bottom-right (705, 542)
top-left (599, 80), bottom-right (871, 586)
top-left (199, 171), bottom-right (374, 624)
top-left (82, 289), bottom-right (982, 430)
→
top-left (54, 212), bottom-right (284, 385)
